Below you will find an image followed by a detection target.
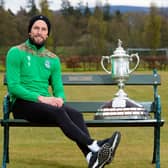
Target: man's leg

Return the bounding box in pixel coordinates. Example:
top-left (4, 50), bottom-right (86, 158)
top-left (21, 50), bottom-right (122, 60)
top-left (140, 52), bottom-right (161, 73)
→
top-left (62, 104), bottom-right (122, 167)
top-left (12, 99), bottom-right (93, 147)
top-left (63, 104), bottom-right (91, 156)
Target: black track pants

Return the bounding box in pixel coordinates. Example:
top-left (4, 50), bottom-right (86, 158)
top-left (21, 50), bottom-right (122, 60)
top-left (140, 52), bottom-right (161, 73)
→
top-left (12, 99), bottom-right (92, 156)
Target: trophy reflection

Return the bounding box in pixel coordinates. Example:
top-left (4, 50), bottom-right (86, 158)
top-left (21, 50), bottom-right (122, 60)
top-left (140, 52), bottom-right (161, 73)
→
top-left (95, 39), bottom-right (148, 120)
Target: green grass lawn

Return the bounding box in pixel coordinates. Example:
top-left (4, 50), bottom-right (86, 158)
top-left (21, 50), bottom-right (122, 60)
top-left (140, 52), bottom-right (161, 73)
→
top-left (0, 71), bottom-right (167, 168)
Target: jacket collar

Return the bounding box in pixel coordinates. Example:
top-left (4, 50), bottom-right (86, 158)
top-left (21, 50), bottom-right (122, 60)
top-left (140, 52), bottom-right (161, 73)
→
top-left (25, 39), bottom-right (45, 52)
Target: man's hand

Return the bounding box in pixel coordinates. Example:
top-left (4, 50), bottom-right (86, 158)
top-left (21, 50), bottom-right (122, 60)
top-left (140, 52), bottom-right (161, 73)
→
top-left (38, 96), bottom-right (64, 107)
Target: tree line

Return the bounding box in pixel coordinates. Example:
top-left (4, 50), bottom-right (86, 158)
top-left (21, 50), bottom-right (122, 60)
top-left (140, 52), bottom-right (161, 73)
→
top-left (0, 0), bottom-right (168, 70)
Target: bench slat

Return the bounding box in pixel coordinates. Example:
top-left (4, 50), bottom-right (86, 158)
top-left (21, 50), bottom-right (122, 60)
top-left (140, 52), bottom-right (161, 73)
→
top-left (62, 74), bottom-right (161, 85)
top-left (3, 74), bottom-right (161, 85)
top-left (66, 101), bottom-right (153, 112)
top-left (0, 119), bottom-right (164, 127)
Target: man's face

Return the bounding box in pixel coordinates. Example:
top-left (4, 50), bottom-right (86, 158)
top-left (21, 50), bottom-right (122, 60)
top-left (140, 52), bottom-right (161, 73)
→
top-left (29, 20), bottom-right (48, 45)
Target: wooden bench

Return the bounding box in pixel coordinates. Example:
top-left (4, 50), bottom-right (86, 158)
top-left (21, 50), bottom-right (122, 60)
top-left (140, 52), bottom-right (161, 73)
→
top-left (0, 69), bottom-right (164, 168)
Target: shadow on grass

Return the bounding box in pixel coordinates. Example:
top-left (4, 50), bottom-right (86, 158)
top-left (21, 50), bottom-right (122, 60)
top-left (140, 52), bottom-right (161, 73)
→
top-left (13, 158), bottom-right (85, 168)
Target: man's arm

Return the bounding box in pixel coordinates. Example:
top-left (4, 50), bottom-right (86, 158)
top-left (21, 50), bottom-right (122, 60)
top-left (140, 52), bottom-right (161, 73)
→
top-left (50, 57), bottom-right (66, 101)
top-left (6, 47), bottom-right (40, 102)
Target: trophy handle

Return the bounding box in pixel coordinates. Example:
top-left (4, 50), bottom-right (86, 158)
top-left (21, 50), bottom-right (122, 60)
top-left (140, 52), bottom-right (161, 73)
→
top-left (101, 56), bottom-right (111, 74)
top-left (129, 53), bottom-right (140, 73)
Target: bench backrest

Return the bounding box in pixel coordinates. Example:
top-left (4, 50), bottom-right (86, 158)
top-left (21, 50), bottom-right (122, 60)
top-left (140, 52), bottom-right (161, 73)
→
top-left (3, 69), bottom-right (161, 116)
top-left (62, 71), bottom-right (160, 112)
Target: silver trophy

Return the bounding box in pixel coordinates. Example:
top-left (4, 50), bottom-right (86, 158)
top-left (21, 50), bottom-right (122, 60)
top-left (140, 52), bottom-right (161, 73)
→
top-left (95, 39), bottom-right (149, 120)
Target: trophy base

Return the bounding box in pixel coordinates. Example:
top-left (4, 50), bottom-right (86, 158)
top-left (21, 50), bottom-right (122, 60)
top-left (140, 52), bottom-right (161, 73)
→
top-left (95, 97), bottom-right (150, 120)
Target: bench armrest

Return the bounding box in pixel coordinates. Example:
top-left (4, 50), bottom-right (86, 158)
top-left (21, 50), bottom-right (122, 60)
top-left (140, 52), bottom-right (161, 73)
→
top-left (3, 93), bottom-right (11, 120)
top-left (155, 95), bottom-right (161, 121)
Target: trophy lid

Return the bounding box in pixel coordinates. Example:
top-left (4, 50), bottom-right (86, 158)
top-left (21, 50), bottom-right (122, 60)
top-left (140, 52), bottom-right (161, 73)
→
top-left (113, 39), bottom-right (128, 57)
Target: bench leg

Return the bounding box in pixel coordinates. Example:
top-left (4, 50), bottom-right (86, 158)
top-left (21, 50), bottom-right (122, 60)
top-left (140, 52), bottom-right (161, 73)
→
top-left (152, 126), bottom-right (156, 163)
top-left (2, 124), bottom-right (10, 168)
top-left (152, 125), bottom-right (160, 168)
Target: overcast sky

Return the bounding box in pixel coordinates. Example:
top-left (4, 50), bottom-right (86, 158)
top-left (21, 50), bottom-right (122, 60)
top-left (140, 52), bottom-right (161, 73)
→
top-left (4, 0), bottom-right (168, 14)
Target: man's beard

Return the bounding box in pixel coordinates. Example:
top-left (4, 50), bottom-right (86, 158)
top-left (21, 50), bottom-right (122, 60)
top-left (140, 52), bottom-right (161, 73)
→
top-left (29, 35), bottom-right (46, 49)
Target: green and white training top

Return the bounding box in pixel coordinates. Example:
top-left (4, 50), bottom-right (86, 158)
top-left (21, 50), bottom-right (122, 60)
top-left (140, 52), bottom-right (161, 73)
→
top-left (6, 39), bottom-right (65, 104)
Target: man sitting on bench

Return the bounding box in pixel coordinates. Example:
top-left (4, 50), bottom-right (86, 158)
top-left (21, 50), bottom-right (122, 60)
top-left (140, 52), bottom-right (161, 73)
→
top-left (6, 15), bottom-right (121, 168)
